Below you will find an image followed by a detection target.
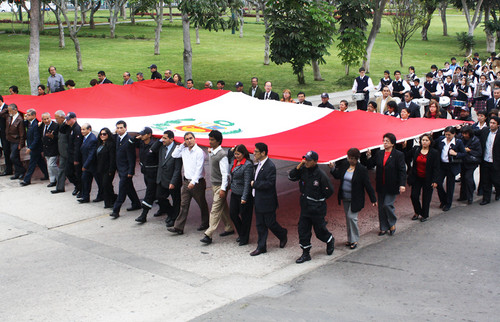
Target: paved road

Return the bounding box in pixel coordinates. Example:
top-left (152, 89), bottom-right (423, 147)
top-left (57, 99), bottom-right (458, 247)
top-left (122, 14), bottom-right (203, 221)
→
top-left (195, 200), bottom-right (500, 321)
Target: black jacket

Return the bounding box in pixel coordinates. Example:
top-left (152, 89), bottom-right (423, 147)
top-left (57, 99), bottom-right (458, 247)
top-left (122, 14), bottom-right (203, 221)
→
top-left (367, 148), bottom-right (407, 194)
top-left (461, 135), bottom-right (482, 169)
top-left (115, 133), bottom-right (136, 176)
top-left (331, 161), bottom-right (376, 213)
top-left (397, 101), bottom-right (421, 118)
top-left (97, 140), bottom-right (116, 176)
top-left (407, 147), bottom-right (440, 186)
top-left (41, 121), bottom-right (59, 157)
top-left (258, 91), bottom-right (280, 101)
top-left (67, 122), bottom-right (82, 162)
top-left (479, 128), bottom-right (500, 171)
top-left (434, 136), bottom-right (467, 176)
top-left (289, 164), bottom-right (334, 201)
top-left (253, 158), bottom-right (279, 213)
top-left (156, 142), bottom-right (182, 189)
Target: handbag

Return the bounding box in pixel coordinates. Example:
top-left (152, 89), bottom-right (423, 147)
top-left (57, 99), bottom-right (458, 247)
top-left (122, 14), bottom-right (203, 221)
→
top-left (449, 154), bottom-right (462, 163)
top-left (464, 154), bottom-right (481, 164)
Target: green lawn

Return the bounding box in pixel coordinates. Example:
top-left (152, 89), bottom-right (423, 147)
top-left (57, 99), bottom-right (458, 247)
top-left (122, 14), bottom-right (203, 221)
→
top-left (0, 9), bottom-right (493, 97)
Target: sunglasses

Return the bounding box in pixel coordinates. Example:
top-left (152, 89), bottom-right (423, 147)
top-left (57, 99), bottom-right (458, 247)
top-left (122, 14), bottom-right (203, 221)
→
top-left (100, 133), bottom-right (108, 136)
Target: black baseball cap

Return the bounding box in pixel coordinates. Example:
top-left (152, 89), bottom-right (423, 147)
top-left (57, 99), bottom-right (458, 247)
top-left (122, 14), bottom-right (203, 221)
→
top-left (139, 127), bottom-right (152, 135)
top-left (65, 112), bottom-right (76, 121)
top-left (303, 151), bottom-right (318, 161)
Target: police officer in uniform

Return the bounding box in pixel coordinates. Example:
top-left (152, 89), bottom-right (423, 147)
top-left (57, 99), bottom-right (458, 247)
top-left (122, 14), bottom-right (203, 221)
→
top-left (288, 151), bottom-right (335, 264)
top-left (133, 127), bottom-right (160, 223)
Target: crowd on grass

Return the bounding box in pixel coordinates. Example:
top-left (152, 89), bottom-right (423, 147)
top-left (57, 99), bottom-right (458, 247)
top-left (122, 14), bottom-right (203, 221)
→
top-left (1, 52), bottom-right (499, 263)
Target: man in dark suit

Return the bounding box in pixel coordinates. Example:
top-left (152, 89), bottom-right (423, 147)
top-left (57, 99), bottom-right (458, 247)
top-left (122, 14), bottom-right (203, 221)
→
top-left (0, 104), bottom-right (25, 179)
top-left (78, 123), bottom-right (98, 203)
top-left (250, 142), bottom-right (288, 256)
top-left (52, 110), bottom-right (68, 193)
top-left (41, 112), bottom-right (59, 187)
top-left (64, 112), bottom-right (82, 197)
top-left (97, 71), bottom-right (113, 84)
top-left (21, 109), bottom-right (49, 186)
top-left (258, 81), bottom-right (280, 101)
top-left (155, 130), bottom-right (182, 227)
top-left (296, 92), bottom-right (313, 106)
top-left (149, 64), bottom-right (162, 80)
top-left (479, 116), bottom-right (500, 205)
top-left (486, 88), bottom-right (500, 114)
top-left (248, 77), bottom-right (263, 98)
top-left (397, 91), bottom-right (421, 118)
top-left (0, 95), bottom-right (13, 176)
top-left (110, 120), bottom-right (141, 218)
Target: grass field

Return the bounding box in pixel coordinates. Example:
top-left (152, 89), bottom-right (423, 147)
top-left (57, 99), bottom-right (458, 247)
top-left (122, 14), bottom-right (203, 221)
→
top-left (0, 9), bottom-right (494, 97)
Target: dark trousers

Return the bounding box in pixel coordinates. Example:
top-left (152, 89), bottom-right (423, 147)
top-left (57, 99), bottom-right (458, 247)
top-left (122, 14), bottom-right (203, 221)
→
top-left (356, 92), bottom-right (369, 110)
top-left (66, 159), bottom-right (82, 192)
top-left (23, 150), bottom-right (48, 183)
top-left (56, 154), bottom-right (68, 192)
top-left (97, 171), bottom-right (116, 207)
top-left (156, 183), bottom-right (181, 221)
top-left (113, 174), bottom-right (141, 213)
top-left (480, 161), bottom-right (500, 202)
top-left (459, 165), bottom-right (477, 202)
top-left (410, 176), bottom-right (434, 219)
top-left (437, 163), bottom-right (456, 208)
top-left (81, 170), bottom-right (97, 201)
top-left (10, 142), bottom-right (25, 175)
top-left (1, 132), bottom-right (12, 173)
top-left (141, 168), bottom-right (157, 210)
top-left (298, 196), bottom-right (332, 248)
top-left (255, 210), bottom-right (287, 251)
top-left (229, 193), bottom-right (253, 244)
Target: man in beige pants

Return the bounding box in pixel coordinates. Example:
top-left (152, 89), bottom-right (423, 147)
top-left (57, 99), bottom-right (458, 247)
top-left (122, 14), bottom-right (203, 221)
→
top-left (200, 130), bottom-right (234, 245)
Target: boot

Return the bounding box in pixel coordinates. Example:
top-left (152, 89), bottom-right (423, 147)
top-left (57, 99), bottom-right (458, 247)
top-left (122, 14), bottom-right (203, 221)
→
top-left (135, 208), bottom-right (148, 223)
top-left (295, 248), bottom-right (311, 264)
top-left (326, 236), bottom-right (335, 255)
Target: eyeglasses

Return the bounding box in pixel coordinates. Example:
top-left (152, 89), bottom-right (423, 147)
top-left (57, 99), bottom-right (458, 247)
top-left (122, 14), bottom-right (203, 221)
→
top-left (100, 133), bottom-right (108, 136)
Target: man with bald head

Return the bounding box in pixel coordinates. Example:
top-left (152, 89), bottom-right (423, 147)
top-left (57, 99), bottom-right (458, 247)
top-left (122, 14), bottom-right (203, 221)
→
top-left (123, 72), bottom-right (134, 85)
top-left (41, 112), bottom-right (59, 187)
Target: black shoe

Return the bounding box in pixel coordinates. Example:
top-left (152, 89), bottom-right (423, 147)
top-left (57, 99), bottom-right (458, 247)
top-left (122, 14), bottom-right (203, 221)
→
top-left (467, 199), bottom-right (473, 205)
top-left (420, 217), bottom-right (428, 222)
top-left (411, 214), bottom-right (420, 220)
top-left (389, 226), bottom-right (396, 236)
top-left (127, 205), bottom-right (141, 211)
top-left (20, 181), bottom-right (30, 186)
top-left (18, 173), bottom-right (24, 180)
top-left (165, 220), bottom-right (174, 228)
top-left (0, 171), bottom-right (13, 176)
top-left (326, 237), bottom-right (335, 255)
top-left (200, 235), bottom-right (212, 244)
top-left (197, 225), bottom-right (209, 231)
top-left (280, 229), bottom-right (288, 248)
top-left (72, 188), bottom-right (79, 196)
top-left (77, 199), bottom-right (90, 203)
top-left (40, 176), bottom-right (49, 181)
top-left (350, 243), bottom-right (358, 250)
top-left (296, 251), bottom-right (311, 264)
top-left (442, 205), bottom-right (450, 211)
top-left (104, 204), bottom-right (113, 209)
top-left (250, 248), bottom-right (266, 256)
top-left (76, 192), bottom-right (82, 199)
top-left (92, 198), bottom-right (104, 202)
top-left (496, 195), bottom-right (500, 201)
top-left (153, 211), bottom-right (165, 217)
top-left (480, 200), bottom-right (490, 206)
top-left (236, 237), bottom-right (241, 243)
top-left (10, 175), bottom-right (20, 180)
top-left (378, 231), bottom-right (387, 236)
top-left (51, 189), bottom-right (64, 194)
top-left (457, 197), bottom-right (467, 201)
top-left (238, 241), bottom-right (248, 246)
top-left (109, 212), bottom-right (120, 218)
top-left (135, 214), bottom-right (147, 223)
top-left (167, 227), bottom-right (183, 235)
top-left (438, 202), bottom-right (445, 209)
top-left (219, 231), bottom-right (234, 237)
top-left (47, 182), bottom-right (56, 187)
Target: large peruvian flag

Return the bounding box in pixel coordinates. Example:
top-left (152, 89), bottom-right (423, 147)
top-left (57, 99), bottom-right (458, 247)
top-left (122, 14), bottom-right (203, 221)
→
top-left (4, 80), bottom-right (466, 162)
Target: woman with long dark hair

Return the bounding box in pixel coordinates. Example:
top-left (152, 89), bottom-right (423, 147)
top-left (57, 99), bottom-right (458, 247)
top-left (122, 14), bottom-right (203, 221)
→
top-left (96, 127), bottom-right (116, 208)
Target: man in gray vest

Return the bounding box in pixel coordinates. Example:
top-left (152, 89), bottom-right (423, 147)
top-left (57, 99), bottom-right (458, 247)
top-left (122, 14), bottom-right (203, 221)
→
top-left (200, 130), bottom-right (234, 244)
top-left (51, 110), bottom-right (68, 193)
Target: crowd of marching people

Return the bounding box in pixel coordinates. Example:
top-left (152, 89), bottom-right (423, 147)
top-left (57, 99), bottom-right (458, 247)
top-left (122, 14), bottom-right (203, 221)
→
top-left (1, 53), bottom-right (500, 264)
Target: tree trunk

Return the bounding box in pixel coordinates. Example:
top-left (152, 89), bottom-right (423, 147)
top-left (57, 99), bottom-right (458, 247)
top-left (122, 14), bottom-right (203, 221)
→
top-left (255, 5), bottom-right (259, 23)
top-left (196, 26), bottom-right (200, 44)
top-left (239, 15), bottom-right (244, 38)
top-left (39, 6), bottom-right (44, 31)
top-left (400, 47), bottom-right (404, 67)
top-left (70, 33), bottom-right (83, 71)
top-left (421, 17), bottom-right (431, 41)
top-left (110, 4), bottom-right (120, 38)
top-left (263, 5), bottom-right (270, 65)
top-left (154, 1), bottom-right (164, 55)
top-left (312, 59), bottom-right (323, 81)
top-left (130, 7), bottom-right (135, 25)
top-left (82, 10), bottom-right (87, 24)
top-left (344, 64), bottom-right (349, 76)
top-left (54, 8), bottom-right (65, 48)
top-left (462, 0), bottom-right (485, 36)
top-left (169, 3), bottom-right (173, 22)
top-left (90, 9), bottom-right (95, 29)
top-left (439, 0), bottom-right (448, 36)
top-left (297, 68), bottom-right (305, 85)
top-left (363, 0), bottom-right (388, 72)
top-left (121, 3), bottom-right (126, 19)
top-left (28, 0), bottom-right (41, 96)
top-left (485, 6), bottom-right (496, 52)
top-left (182, 13), bottom-right (193, 81)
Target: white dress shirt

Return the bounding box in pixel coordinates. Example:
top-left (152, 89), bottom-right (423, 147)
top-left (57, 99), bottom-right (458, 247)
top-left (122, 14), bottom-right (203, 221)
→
top-left (210, 145), bottom-right (229, 191)
top-left (172, 143), bottom-right (206, 185)
top-left (441, 137), bottom-right (456, 163)
top-left (484, 130), bottom-right (497, 162)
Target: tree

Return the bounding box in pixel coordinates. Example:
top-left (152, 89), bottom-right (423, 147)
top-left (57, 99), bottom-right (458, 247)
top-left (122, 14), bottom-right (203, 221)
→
top-left (363, 0), bottom-right (389, 73)
top-left (28, 0), bottom-right (41, 96)
top-left (389, 0), bottom-right (426, 67)
top-left (483, 0), bottom-right (500, 52)
top-left (48, 4), bottom-right (65, 47)
top-left (421, 0), bottom-right (439, 41)
top-left (336, 0), bottom-right (370, 75)
top-left (131, 0), bottom-right (165, 55)
top-left (266, 0), bottom-right (336, 84)
top-left (107, 0), bottom-right (128, 38)
top-left (54, 0), bottom-right (86, 71)
top-left (439, 0), bottom-right (449, 36)
top-left (458, 0), bottom-right (485, 36)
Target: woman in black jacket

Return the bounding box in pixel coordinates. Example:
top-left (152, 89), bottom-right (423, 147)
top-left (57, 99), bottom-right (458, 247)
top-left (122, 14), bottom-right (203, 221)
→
top-left (458, 126), bottom-right (482, 204)
top-left (96, 127), bottom-right (116, 208)
top-left (406, 134), bottom-right (440, 222)
top-left (367, 133), bottom-right (407, 236)
top-left (228, 144), bottom-right (254, 246)
top-left (330, 148), bottom-right (377, 249)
